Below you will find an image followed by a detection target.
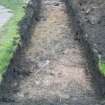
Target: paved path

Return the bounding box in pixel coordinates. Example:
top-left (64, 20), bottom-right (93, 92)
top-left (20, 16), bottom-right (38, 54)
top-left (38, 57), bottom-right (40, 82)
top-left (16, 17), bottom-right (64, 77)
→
top-left (0, 0), bottom-right (102, 105)
top-left (0, 5), bottom-right (13, 28)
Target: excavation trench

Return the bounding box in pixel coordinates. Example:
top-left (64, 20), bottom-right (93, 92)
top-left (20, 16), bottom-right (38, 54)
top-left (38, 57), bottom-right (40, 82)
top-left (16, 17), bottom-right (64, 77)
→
top-left (0, 0), bottom-right (103, 104)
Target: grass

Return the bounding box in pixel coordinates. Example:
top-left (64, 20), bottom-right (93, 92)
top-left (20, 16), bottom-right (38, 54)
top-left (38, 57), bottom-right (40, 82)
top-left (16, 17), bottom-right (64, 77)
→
top-left (0, 0), bottom-right (26, 78)
top-left (99, 61), bottom-right (105, 76)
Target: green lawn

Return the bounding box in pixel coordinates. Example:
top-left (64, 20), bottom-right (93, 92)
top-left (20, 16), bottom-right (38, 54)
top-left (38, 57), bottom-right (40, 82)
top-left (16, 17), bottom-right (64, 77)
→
top-left (0, 0), bottom-right (26, 80)
top-left (99, 61), bottom-right (105, 76)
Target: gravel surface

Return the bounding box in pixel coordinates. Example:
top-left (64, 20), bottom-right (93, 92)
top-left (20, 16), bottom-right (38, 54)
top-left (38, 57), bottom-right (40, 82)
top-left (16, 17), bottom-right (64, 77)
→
top-left (0, 5), bottom-right (13, 28)
top-left (0, 0), bottom-right (102, 105)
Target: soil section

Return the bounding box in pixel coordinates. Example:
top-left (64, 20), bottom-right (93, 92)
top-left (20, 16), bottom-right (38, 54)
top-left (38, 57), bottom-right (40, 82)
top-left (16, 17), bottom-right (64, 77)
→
top-left (65, 0), bottom-right (105, 95)
top-left (0, 0), bottom-right (103, 105)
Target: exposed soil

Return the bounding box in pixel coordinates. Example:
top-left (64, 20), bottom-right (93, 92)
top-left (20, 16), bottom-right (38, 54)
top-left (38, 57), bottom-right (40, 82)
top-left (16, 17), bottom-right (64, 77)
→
top-left (65, 0), bottom-right (105, 95)
top-left (66, 0), bottom-right (105, 62)
top-left (0, 0), bottom-right (103, 105)
top-left (79, 0), bottom-right (105, 60)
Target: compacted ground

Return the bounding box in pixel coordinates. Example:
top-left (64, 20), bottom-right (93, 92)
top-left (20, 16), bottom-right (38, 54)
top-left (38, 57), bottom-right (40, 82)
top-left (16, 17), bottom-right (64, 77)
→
top-left (0, 5), bottom-right (13, 28)
top-left (0, 0), bottom-right (103, 105)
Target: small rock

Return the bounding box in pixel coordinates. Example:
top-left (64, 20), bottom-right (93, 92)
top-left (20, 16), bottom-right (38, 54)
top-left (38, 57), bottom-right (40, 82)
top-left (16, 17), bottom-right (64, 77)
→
top-left (87, 8), bottom-right (101, 25)
top-left (71, 97), bottom-right (78, 101)
top-left (86, 8), bottom-right (91, 14)
top-left (35, 81), bottom-right (40, 85)
top-left (54, 3), bottom-right (59, 6)
top-left (17, 93), bottom-right (24, 98)
top-left (88, 15), bottom-right (100, 25)
top-left (38, 60), bottom-right (50, 68)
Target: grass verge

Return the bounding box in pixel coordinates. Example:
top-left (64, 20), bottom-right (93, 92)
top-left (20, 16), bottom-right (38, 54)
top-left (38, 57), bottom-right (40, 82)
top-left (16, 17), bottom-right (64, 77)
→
top-left (99, 61), bottom-right (105, 76)
top-left (0, 0), bottom-right (26, 78)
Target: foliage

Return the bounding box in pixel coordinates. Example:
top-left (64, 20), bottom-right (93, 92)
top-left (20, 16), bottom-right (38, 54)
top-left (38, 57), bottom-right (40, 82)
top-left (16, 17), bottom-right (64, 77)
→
top-left (99, 61), bottom-right (105, 76)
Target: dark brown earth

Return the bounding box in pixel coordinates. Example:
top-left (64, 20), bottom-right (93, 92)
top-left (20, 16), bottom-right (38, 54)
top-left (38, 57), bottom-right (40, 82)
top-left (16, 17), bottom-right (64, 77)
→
top-left (0, 0), bottom-right (104, 105)
top-left (66, 0), bottom-right (105, 67)
top-left (65, 0), bottom-right (105, 96)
